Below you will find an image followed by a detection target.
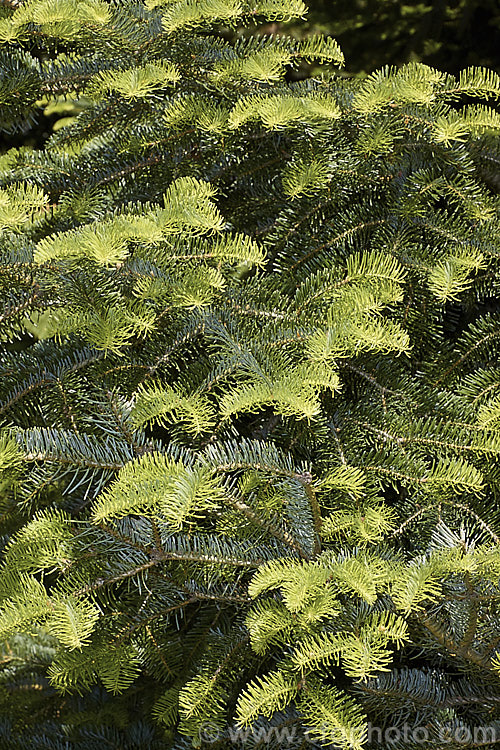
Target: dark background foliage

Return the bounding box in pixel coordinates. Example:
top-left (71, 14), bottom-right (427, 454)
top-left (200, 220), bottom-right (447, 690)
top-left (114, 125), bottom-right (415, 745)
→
top-left (284, 0), bottom-right (500, 75)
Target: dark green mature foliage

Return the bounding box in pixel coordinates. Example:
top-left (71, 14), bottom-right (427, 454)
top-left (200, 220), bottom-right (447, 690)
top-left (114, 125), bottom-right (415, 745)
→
top-left (1, 1), bottom-right (500, 749)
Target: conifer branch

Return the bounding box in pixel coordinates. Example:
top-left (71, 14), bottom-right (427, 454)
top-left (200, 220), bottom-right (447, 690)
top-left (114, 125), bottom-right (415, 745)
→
top-left (1, 6), bottom-right (500, 741)
top-left (418, 612), bottom-right (496, 673)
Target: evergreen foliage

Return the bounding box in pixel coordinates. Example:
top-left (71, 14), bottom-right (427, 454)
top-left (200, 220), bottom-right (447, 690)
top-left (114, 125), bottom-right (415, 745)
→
top-left (0, 1), bottom-right (500, 748)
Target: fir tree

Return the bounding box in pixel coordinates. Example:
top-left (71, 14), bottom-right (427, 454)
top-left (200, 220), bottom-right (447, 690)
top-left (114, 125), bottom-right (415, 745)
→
top-left (1, 1), bottom-right (500, 748)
